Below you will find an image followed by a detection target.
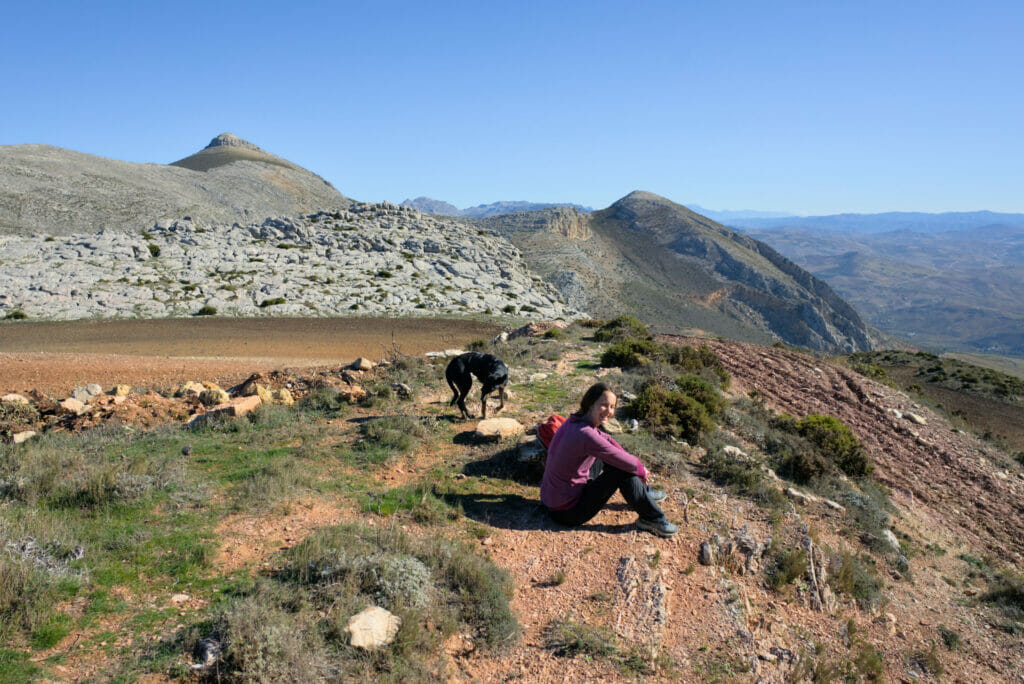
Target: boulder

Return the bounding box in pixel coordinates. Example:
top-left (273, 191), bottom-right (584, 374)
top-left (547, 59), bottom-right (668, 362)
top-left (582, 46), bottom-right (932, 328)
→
top-left (905, 412), bottom-right (927, 425)
top-left (723, 445), bottom-right (746, 458)
top-left (71, 385), bottom-right (102, 404)
top-left (881, 529), bottom-right (901, 552)
top-left (1, 393), bottom-right (29, 405)
top-left (509, 321), bottom-right (566, 339)
top-left (174, 381), bottom-right (206, 397)
top-left (785, 487), bottom-right (812, 505)
top-left (111, 384), bottom-right (132, 397)
top-left (339, 385), bottom-right (366, 402)
top-left (350, 357), bottom-right (375, 371)
top-left (199, 388), bottom-right (230, 407)
top-left (345, 606), bottom-right (401, 650)
top-left (475, 418), bottom-right (525, 441)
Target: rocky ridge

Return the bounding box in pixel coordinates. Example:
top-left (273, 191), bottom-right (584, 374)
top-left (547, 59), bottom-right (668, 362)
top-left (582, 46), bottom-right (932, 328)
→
top-left (0, 202), bottom-right (578, 321)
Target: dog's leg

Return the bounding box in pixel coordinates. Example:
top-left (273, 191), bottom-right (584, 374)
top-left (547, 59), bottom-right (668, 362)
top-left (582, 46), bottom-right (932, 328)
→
top-left (480, 390), bottom-right (488, 420)
top-left (495, 386), bottom-right (506, 414)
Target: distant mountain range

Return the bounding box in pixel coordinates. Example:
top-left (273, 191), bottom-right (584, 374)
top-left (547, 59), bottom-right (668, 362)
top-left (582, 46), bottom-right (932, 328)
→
top-left (400, 197), bottom-right (592, 218)
top-left (726, 210), bottom-right (1024, 234)
top-left (743, 222), bottom-right (1024, 356)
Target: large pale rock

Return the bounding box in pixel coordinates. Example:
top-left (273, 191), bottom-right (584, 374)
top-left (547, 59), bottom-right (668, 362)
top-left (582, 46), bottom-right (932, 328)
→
top-left (111, 384), bottom-right (132, 397)
top-left (350, 357), bottom-right (375, 371)
top-left (475, 418), bottom-right (525, 440)
top-left (1, 393), bottom-right (29, 405)
top-left (12, 430), bottom-right (37, 444)
top-left (344, 606), bottom-right (401, 650)
top-left (187, 395), bottom-right (262, 427)
top-left (58, 397), bottom-right (86, 415)
top-left (905, 412), bottom-right (927, 425)
top-left (881, 529), bottom-right (901, 552)
top-left (271, 388), bottom-right (294, 406)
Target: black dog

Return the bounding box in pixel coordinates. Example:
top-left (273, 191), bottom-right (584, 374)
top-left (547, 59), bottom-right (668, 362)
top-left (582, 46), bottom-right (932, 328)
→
top-left (445, 352), bottom-right (509, 420)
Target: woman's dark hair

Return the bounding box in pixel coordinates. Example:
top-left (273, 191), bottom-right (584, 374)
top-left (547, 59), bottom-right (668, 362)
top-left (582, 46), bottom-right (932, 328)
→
top-left (579, 382), bottom-right (615, 416)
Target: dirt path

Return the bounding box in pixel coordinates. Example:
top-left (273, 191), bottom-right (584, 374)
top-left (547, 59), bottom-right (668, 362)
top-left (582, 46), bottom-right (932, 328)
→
top-left (0, 317), bottom-right (500, 395)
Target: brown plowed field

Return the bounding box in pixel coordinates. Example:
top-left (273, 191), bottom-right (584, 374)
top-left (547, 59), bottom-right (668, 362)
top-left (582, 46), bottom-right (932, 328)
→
top-left (0, 317), bottom-right (501, 396)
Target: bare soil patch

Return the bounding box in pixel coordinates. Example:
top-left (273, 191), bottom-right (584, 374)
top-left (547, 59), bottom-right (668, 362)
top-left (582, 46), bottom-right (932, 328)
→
top-left (0, 316), bottom-right (500, 395)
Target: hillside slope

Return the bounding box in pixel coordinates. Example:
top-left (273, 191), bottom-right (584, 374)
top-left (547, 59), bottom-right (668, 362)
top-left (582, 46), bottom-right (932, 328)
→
top-left (0, 133), bottom-right (348, 236)
top-left (480, 191), bottom-right (879, 352)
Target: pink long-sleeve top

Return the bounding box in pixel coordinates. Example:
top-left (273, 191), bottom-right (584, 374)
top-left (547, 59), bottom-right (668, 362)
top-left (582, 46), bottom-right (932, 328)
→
top-left (540, 413), bottom-right (648, 511)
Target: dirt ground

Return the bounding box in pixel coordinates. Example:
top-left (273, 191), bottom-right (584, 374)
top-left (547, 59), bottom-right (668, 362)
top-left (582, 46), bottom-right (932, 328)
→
top-left (0, 317), bottom-right (501, 396)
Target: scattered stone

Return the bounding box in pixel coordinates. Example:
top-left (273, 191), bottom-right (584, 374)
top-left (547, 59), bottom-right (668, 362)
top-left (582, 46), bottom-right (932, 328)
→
top-left (699, 541), bottom-right (716, 566)
top-left (602, 418), bottom-right (623, 434)
top-left (823, 498), bottom-right (846, 512)
top-left (906, 412), bottom-right (927, 425)
top-left (11, 430), bottom-right (36, 444)
top-left (171, 593), bottom-right (190, 604)
top-left (475, 418), bottom-right (525, 441)
top-left (528, 373), bottom-right (549, 382)
top-left (1, 393), bottom-right (29, 405)
top-left (881, 529), bottom-right (901, 552)
top-left (723, 445), bottom-right (746, 458)
top-left (174, 381), bottom-right (206, 397)
top-left (345, 606), bottom-right (401, 650)
top-left (517, 437), bottom-right (545, 462)
top-left (339, 385), bottom-right (366, 402)
top-left (391, 383), bottom-right (412, 399)
top-left (785, 487), bottom-right (812, 505)
top-left (271, 388), bottom-right (294, 406)
top-left (191, 638), bottom-right (221, 669)
top-left (112, 384), bottom-right (132, 397)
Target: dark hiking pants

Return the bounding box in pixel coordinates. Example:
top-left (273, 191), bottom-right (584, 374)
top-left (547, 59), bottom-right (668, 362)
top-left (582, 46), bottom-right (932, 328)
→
top-left (547, 462), bottom-right (665, 527)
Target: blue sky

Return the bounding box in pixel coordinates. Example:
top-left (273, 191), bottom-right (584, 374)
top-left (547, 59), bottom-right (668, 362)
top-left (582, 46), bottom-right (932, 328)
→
top-left (3, 1), bottom-right (1022, 214)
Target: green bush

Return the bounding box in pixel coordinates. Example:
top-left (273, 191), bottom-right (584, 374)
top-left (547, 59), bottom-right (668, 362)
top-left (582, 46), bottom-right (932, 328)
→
top-left (593, 315), bottom-right (650, 342)
top-left (544, 615), bottom-right (619, 658)
top-left (794, 414), bottom-right (871, 477)
top-left (3, 310), bottom-right (27, 320)
top-left (600, 338), bottom-right (658, 368)
top-left (632, 384), bottom-right (715, 443)
top-left (662, 344), bottom-right (730, 387)
top-left (701, 448), bottom-right (786, 508)
top-left (676, 374), bottom-right (726, 416)
top-left (194, 305), bottom-right (217, 316)
top-left (147, 243), bottom-right (160, 257)
top-left (259, 297), bottom-right (287, 308)
top-left (938, 624), bottom-right (960, 650)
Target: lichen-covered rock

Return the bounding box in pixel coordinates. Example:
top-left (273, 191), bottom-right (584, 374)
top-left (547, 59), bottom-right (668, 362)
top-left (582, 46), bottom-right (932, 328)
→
top-left (344, 606), bottom-right (401, 650)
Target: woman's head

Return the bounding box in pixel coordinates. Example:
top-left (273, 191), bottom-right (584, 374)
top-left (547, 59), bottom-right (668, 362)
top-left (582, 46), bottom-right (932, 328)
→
top-left (579, 382), bottom-right (617, 427)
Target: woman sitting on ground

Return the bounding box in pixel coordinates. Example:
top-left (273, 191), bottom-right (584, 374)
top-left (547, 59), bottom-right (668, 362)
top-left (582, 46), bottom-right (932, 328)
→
top-left (540, 382), bottom-right (678, 537)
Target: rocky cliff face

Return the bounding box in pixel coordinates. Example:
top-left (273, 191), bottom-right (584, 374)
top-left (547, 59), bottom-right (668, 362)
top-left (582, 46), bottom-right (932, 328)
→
top-left (480, 191), bottom-right (879, 352)
top-left (0, 202), bottom-right (578, 322)
top-left (0, 134), bottom-right (348, 236)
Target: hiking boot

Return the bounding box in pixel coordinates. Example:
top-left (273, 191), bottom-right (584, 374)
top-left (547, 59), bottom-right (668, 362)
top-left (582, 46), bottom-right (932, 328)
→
top-left (636, 517), bottom-right (678, 538)
top-left (647, 488), bottom-right (667, 503)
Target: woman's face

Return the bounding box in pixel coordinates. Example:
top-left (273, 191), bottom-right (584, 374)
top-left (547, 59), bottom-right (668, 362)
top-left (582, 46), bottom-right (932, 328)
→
top-left (586, 391), bottom-right (617, 427)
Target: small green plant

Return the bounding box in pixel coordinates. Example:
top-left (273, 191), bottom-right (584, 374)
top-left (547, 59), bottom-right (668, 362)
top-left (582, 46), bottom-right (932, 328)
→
top-left (376, 269), bottom-right (393, 278)
top-left (3, 310), bottom-right (27, 320)
top-left (194, 305), bottom-right (217, 316)
top-left (501, 304), bottom-right (516, 314)
top-left (831, 550), bottom-right (884, 610)
top-left (766, 547), bottom-right (808, 591)
top-left (544, 615), bottom-right (619, 658)
top-left (147, 243), bottom-right (160, 257)
top-left (259, 297), bottom-right (287, 308)
top-left (911, 641), bottom-right (944, 677)
top-left (549, 570), bottom-right (567, 586)
top-left (937, 624), bottom-right (960, 650)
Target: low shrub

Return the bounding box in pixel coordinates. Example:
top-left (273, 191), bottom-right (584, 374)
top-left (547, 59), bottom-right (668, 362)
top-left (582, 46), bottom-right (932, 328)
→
top-left (194, 305), bottom-right (217, 316)
top-left (600, 338), bottom-right (658, 368)
top-left (676, 374), bottom-right (726, 416)
top-left (937, 624), bottom-right (960, 650)
top-left (662, 344), bottom-right (730, 387)
top-left (592, 315), bottom-right (650, 343)
top-left (793, 414), bottom-right (872, 477)
top-left (701, 448), bottom-right (786, 508)
top-left (259, 297), bottom-right (286, 308)
top-left (3, 310), bottom-right (28, 320)
top-left (632, 384), bottom-right (715, 443)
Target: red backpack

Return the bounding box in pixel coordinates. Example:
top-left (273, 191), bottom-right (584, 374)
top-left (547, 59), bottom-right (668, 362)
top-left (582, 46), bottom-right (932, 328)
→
top-left (537, 413), bottom-right (567, 449)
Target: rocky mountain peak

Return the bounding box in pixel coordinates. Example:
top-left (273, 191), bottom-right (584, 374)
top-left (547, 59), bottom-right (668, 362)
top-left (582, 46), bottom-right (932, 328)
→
top-left (204, 133), bottom-right (263, 152)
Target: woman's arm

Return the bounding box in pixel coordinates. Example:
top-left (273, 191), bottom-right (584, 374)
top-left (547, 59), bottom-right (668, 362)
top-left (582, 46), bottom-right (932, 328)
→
top-left (584, 428), bottom-right (647, 481)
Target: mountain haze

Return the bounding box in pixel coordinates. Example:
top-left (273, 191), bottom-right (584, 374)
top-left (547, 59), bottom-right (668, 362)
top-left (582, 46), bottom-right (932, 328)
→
top-left (479, 191), bottom-right (879, 352)
top-left (401, 197), bottom-right (592, 218)
top-left (0, 133), bottom-right (348, 236)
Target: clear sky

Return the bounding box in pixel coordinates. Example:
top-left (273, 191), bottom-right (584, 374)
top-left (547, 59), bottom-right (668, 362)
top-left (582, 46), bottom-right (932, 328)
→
top-left (3, 1), bottom-right (1022, 214)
